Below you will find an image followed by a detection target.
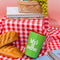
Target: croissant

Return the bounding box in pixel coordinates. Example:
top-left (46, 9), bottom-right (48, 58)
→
top-left (0, 31), bottom-right (18, 48)
top-left (0, 46), bottom-right (23, 58)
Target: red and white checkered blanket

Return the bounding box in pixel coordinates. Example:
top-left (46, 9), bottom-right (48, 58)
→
top-left (0, 17), bottom-right (60, 60)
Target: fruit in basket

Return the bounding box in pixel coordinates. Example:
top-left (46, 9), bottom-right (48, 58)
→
top-left (33, 0), bottom-right (48, 17)
top-left (17, 0), bottom-right (43, 13)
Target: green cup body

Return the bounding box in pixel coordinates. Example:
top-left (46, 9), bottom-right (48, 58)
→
top-left (25, 31), bottom-right (46, 58)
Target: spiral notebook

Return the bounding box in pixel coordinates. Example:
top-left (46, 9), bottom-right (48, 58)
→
top-left (49, 49), bottom-right (60, 60)
top-left (33, 54), bottom-right (53, 60)
top-left (7, 7), bottom-right (44, 18)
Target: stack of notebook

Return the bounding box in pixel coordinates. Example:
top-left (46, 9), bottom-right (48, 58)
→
top-left (33, 49), bottom-right (60, 60)
top-left (6, 7), bottom-right (44, 19)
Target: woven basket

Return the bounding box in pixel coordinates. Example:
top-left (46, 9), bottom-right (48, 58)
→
top-left (17, 0), bottom-right (42, 13)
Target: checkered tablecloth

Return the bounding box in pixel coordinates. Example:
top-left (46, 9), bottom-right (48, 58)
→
top-left (0, 17), bottom-right (60, 60)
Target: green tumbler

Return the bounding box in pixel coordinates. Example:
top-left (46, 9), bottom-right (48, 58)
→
top-left (25, 31), bottom-right (46, 58)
